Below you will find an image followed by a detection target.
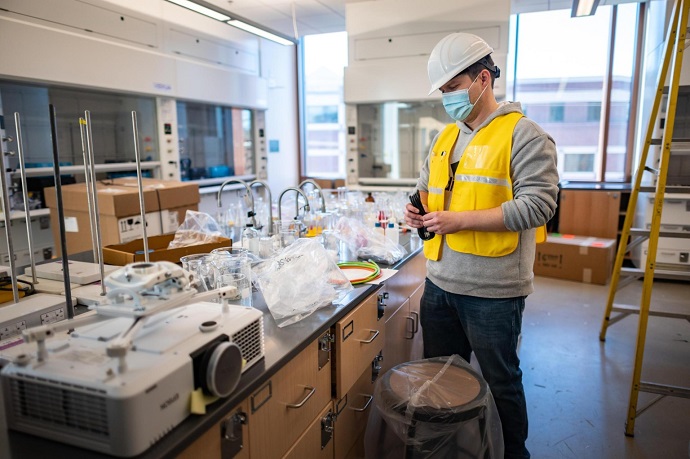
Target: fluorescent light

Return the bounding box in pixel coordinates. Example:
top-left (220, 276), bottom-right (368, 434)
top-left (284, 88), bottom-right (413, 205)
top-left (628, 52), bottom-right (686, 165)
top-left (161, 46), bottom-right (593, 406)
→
top-left (166, 0), bottom-right (231, 22)
top-left (571, 0), bottom-right (600, 17)
top-left (227, 20), bottom-right (294, 46)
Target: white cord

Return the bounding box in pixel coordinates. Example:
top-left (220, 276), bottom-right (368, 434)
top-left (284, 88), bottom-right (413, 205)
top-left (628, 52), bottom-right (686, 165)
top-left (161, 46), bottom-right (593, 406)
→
top-left (292, 1), bottom-right (299, 40)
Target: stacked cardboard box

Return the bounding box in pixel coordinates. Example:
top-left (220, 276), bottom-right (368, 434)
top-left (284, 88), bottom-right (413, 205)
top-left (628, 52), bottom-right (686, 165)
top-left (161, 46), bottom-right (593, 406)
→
top-left (534, 234), bottom-right (616, 285)
top-left (45, 178), bottom-right (199, 256)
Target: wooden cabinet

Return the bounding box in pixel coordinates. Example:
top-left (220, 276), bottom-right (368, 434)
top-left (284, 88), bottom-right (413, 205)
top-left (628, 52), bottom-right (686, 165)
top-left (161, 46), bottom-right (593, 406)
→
top-left (282, 401), bottom-right (335, 459)
top-left (333, 364), bottom-right (377, 459)
top-left (381, 298), bottom-right (413, 376)
top-left (408, 283), bottom-right (424, 362)
top-left (333, 289), bottom-right (385, 400)
top-left (248, 338), bottom-right (331, 459)
top-left (559, 189), bottom-right (621, 239)
top-left (176, 401), bottom-right (250, 459)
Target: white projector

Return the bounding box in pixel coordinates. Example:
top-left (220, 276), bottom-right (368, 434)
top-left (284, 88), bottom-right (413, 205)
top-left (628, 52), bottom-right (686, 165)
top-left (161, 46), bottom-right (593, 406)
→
top-left (1, 301), bottom-right (264, 457)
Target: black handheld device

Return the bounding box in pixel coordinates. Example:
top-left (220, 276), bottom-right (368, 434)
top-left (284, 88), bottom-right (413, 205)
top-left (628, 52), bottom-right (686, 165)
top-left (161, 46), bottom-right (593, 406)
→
top-left (409, 191), bottom-right (435, 241)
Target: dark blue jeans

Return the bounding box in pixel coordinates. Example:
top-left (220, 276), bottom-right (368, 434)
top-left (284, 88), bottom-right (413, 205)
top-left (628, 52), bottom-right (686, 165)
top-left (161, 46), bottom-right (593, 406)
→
top-left (420, 278), bottom-right (530, 459)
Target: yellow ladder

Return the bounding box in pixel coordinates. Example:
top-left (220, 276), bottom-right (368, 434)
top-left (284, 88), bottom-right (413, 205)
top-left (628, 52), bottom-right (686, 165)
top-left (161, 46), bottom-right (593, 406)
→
top-left (598, 0), bottom-right (690, 437)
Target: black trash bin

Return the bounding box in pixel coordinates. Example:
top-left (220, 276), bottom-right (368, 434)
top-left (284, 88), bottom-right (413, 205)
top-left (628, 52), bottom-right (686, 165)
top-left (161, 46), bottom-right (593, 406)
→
top-left (364, 355), bottom-right (504, 459)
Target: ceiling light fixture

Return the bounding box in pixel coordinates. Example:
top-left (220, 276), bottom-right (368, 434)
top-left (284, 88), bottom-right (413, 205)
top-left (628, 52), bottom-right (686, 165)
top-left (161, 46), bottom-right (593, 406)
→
top-left (227, 20), bottom-right (294, 46)
top-left (165, 0), bottom-right (296, 46)
top-left (571, 0), bottom-right (600, 17)
top-left (166, 0), bottom-right (230, 22)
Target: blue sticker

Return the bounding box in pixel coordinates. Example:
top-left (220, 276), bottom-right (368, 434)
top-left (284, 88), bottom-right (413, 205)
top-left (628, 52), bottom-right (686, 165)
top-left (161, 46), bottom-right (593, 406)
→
top-left (269, 140), bottom-right (280, 153)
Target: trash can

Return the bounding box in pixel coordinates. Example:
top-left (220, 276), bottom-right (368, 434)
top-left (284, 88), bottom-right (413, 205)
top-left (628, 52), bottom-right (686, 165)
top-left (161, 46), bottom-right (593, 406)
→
top-left (364, 355), bottom-right (504, 459)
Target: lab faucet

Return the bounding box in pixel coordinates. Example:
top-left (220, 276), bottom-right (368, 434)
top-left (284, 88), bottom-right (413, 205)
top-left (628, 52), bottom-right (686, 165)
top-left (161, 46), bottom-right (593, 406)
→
top-left (249, 179), bottom-right (272, 235)
top-left (277, 187), bottom-right (311, 224)
top-left (298, 179), bottom-right (327, 213)
top-left (217, 178), bottom-right (256, 228)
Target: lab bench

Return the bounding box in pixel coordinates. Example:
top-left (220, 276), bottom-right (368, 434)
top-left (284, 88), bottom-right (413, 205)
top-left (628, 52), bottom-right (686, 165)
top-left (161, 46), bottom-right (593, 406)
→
top-left (0, 234), bottom-right (427, 459)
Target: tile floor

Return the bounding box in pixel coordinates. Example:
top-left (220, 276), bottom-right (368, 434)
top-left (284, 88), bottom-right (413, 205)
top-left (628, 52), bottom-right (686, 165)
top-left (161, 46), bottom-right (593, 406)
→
top-left (521, 276), bottom-right (690, 458)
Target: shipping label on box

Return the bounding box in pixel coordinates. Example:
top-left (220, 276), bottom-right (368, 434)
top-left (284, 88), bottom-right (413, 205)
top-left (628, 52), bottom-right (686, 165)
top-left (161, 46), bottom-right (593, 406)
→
top-left (117, 212), bottom-right (163, 244)
top-left (534, 234), bottom-right (616, 285)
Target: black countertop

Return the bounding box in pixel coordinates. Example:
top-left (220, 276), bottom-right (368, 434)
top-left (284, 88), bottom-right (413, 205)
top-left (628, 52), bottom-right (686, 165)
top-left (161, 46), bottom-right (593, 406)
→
top-left (0, 234), bottom-right (424, 459)
top-left (559, 180), bottom-right (633, 191)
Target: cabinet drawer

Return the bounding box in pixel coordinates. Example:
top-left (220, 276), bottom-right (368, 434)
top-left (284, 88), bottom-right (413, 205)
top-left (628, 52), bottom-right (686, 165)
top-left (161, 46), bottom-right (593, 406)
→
top-left (334, 289), bottom-right (385, 399)
top-left (282, 401), bottom-right (335, 459)
top-left (384, 251), bottom-right (426, 308)
top-left (248, 339), bottom-right (331, 459)
top-left (334, 365), bottom-right (377, 459)
top-left (175, 401), bottom-right (250, 459)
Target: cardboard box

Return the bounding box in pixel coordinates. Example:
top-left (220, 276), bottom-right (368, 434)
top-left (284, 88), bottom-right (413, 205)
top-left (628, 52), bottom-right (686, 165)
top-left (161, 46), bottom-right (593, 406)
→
top-left (103, 234), bottom-right (231, 266)
top-left (45, 180), bottom-right (200, 256)
top-left (534, 234), bottom-right (616, 285)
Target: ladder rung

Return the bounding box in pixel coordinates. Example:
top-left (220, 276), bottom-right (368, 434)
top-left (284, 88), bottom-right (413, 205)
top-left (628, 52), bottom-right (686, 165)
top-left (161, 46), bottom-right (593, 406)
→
top-left (629, 228), bottom-right (690, 239)
top-left (639, 185), bottom-right (690, 193)
top-left (620, 267), bottom-right (690, 280)
top-left (612, 303), bottom-right (690, 320)
top-left (643, 166), bottom-right (659, 176)
top-left (639, 382), bottom-right (690, 399)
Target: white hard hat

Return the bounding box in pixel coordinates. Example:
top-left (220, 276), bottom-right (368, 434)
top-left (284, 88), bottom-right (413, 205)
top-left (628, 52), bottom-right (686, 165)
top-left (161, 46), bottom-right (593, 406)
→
top-left (427, 33), bottom-right (493, 95)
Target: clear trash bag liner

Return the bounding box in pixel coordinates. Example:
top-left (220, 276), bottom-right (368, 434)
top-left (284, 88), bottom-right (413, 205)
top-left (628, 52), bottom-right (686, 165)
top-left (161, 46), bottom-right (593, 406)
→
top-left (334, 216), bottom-right (406, 265)
top-left (254, 238), bottom-right (353, 327)
top-left (168, 210), bottom-right (227, 249)
top-left (365, 355), bottom-right (504, 459)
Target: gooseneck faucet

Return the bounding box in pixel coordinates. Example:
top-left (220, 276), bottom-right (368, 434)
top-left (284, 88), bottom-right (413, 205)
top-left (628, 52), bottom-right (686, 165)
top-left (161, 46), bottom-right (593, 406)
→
top-left (249, 179), bottom-right (273, 235)
top-left (298, 179), bottom-right (327, 213)
top-left (217, 178), bottom-right (256, 227)
top-left (277, 187), bottom-right (311, 222)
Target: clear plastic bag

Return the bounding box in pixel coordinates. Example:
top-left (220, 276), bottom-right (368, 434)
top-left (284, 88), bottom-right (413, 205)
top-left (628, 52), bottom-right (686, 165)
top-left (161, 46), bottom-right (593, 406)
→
top-left (334, 216), bottom-right (407, 265)
top-left (168, 210), bottom-right (227, 249)
top-left (365, 355), bottom-right (504, 459)
top-left (254, 238), bottom-right (353, 327)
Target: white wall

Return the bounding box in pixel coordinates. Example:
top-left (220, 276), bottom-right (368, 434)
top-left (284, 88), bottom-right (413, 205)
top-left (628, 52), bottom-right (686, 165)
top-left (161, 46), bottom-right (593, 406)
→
top-left (261, 40), bottom-right (301, 194)
top-left (344, 0), bottom-right (511, 103)
top-left (0, 0), bottom-right (267, 107)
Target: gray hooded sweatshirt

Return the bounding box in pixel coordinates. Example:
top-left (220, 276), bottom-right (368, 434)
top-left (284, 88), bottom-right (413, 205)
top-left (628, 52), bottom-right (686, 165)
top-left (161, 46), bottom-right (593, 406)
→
top-left (417, 101), bottom-right (559, 298)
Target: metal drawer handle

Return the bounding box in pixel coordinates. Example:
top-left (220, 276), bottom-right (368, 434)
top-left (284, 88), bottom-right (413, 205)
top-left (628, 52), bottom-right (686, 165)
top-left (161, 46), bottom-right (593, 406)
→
top-left (286, 385), bottom-right (316, 409)
top-left (349, 394), bottom-right (374, 412)
top-left (356, 329), bottom-right (379, 344)
top-left (405, 317), bottom-right (415, 340)
top-left (411, 311), bottom-right (419, 333)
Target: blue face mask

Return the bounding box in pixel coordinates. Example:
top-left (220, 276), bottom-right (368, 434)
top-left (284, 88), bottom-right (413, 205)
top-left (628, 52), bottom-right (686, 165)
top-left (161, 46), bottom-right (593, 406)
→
top-left (441, 74), bottom-right (486, 122)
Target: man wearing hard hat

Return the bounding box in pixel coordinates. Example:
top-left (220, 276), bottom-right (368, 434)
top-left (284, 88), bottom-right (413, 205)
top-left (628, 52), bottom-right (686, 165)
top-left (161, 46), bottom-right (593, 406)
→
top-left (404, 33), bottom-right (559, 458)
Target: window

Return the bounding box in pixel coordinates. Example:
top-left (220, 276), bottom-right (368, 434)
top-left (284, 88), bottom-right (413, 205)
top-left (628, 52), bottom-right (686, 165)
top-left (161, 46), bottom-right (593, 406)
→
top-left (549, 104), bottom-right (565, 122)
top-left (301, 32), bottom-right (348, 178)
top-left (176, 101), bottom-right (254, 180)
top-left (306, 105), bottom-right (339, 124)
top-left (587, 102), bottom-right (601, 122)
top-left (513, 4), bottom-right (638, 181)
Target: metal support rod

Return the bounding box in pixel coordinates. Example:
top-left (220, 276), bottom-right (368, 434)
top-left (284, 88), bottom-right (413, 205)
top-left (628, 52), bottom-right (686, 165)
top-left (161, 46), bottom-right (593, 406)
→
top-left (84, 111), bottom-right (106, 296)
top-left (14, 112), bottom-right (38, 284)
top-left (48, 104), bottom-right (74, 317)
top-left (79, 117), bottom-right (99, 265)
top-left (131, 111), bottom-right (149, 262)
top-left (0, 132), bottom-right (19, 303)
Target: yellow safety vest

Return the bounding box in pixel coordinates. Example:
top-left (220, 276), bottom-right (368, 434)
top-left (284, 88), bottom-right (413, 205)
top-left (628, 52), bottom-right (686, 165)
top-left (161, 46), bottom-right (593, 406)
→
top-left (424, 113), bottom-right (546, 261)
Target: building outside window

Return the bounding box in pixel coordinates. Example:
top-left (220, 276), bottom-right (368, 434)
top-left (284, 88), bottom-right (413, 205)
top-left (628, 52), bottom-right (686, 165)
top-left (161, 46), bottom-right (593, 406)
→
top-left (302, 32), bottom-right (348, 179)
top-left (513, 4), bottom-right (637, 181)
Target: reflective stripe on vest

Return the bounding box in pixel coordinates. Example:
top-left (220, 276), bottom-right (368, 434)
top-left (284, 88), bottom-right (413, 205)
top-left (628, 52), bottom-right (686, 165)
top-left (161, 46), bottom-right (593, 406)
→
top-left (423, 113), bottom-right (546, 261)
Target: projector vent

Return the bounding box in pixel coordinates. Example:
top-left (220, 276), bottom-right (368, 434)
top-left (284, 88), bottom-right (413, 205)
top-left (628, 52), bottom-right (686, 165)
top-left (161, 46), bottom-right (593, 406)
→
top-left (9, 375), bottom-right (110, 438)
top-left (232, 317), bottom-right (264, 369)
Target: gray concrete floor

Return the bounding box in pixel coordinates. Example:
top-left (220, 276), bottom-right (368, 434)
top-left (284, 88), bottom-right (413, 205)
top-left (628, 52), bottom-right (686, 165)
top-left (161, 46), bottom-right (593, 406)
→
top-left (521, 276), bottom-right (690, 458)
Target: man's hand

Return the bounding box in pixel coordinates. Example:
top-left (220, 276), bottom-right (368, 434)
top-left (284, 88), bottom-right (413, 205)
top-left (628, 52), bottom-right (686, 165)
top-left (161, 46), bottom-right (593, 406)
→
top-left (421, 211), bottom-right (462, 235)
top-left (404, 202), bottom-right (425, 229)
